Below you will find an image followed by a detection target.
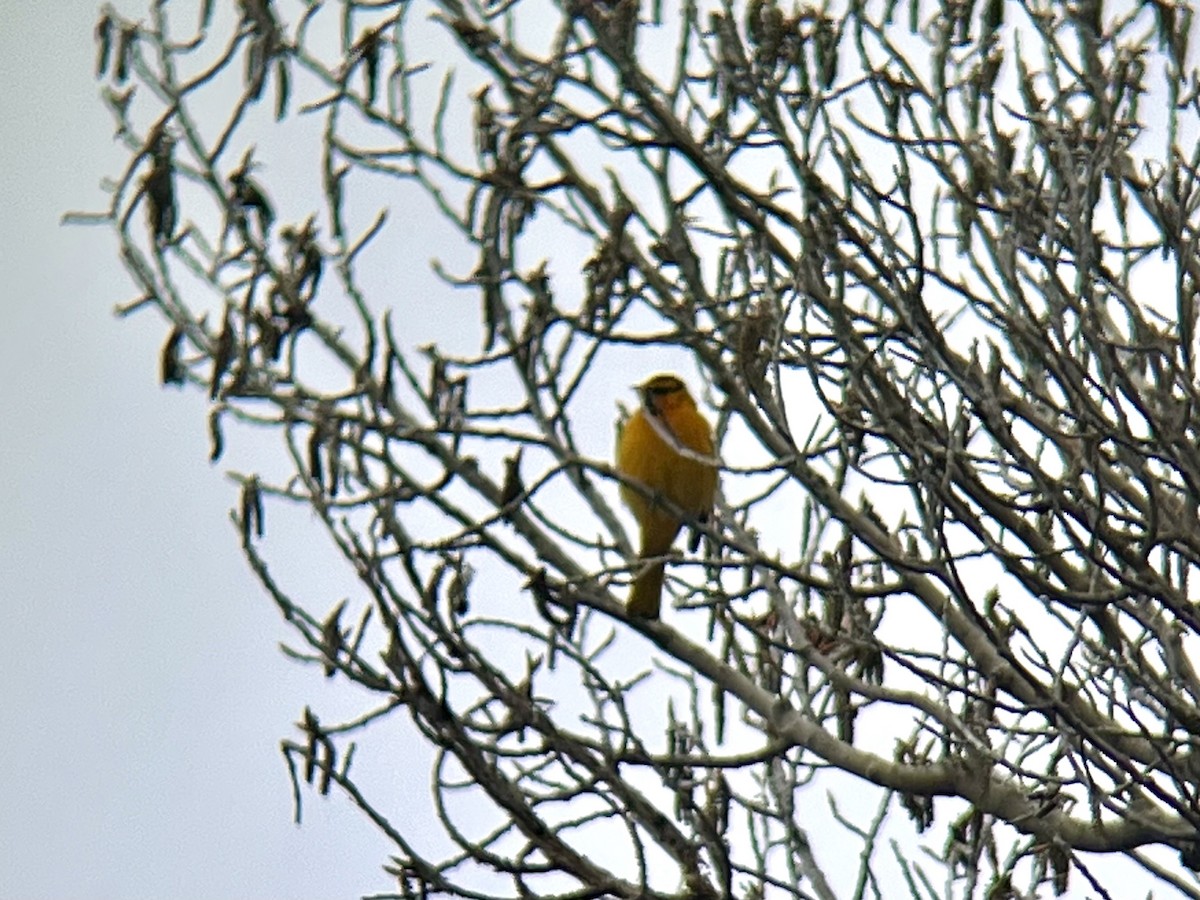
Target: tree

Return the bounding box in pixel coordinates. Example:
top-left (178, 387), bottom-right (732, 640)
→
top-left (73, 0), bottom-right (1200, 896)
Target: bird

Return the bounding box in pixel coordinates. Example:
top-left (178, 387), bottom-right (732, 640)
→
top-left (615, 373), bottom-right (718, 619)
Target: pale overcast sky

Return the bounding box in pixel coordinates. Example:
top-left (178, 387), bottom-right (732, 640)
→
top-left (0, 4), bottom-right (646, 897)
top-left (0, 3), bottom-right (403, 897)
top-left (6, 3), bottom-right (1199, 899)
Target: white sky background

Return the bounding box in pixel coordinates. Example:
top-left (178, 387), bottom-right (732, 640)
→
top-left (0, 3), bottom-right (404, 897)
top-left (0, 2), bottom-right (702, 896)
top-left (4, 1), bottom-right (1200, 898)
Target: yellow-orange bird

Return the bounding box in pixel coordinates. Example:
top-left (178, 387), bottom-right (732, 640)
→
top-left (615, 373), bottom-right (718, 618)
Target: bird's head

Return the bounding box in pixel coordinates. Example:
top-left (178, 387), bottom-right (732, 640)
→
top-left (637, 373), bottom-right (693, 417)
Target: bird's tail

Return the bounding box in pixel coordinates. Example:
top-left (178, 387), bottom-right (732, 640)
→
top-left (627, 559), bottom-right (666, 619)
